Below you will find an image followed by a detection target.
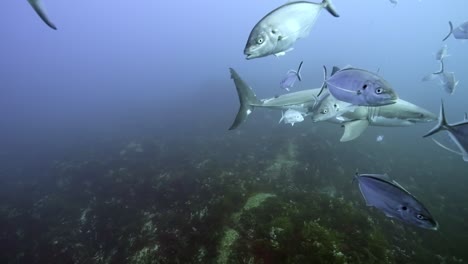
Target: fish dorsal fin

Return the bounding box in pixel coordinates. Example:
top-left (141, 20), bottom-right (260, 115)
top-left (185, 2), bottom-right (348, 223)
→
top-left (340, 120), bottom-right (369, 142)
top-left (331, 66), bottom-right (341, 76)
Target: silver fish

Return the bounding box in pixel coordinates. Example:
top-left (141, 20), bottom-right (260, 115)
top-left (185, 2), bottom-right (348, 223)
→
top-left (27, 0), bottom-right (57, 30)
top-left (423, 100), bottom-right (468, 162)
top-left (443, 21), bottom-right (468, 41)
top-left (279, 109), bottom-right (304, 126)
top-left (280, 61), bottom-right (303, 91)
top-left (244, 0), bottom-right (339, 59)
top-left (422, 60), bottom-right (458, 94)
top-left (319, 66), bottom-right (398, 106)
top-left (310, 92), bottom-right (356, 122)
top-left (355, 173), bottom-right (438, 230)
top-left (435, 44), bottom-right (449, 61)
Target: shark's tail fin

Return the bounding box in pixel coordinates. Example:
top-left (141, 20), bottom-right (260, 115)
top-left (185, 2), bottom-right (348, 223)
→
top-left (423, 100), bottom-right (449, 138)
top-left (321, 0), bottom-right (340, 17)
top-left (442, 21), bottom-right (453, 41)
top-left (296, 61), bottom-right (304, 81)
top-left (27, 0), bottom-right (57, 30)
top-left (228, 68), bottom-right (261, 130)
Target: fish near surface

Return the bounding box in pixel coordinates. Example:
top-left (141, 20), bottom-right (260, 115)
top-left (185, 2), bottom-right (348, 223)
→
top-left (321, 66), bottom-right (398, 106)
top-left (280, 61), bottom-right (304, 91)
top-left (279, 109), bottom-right (304, 126)
top-left (443, 21), bottom-right (468, 41)
top-left (423, 100), bottom-right (468, 162)
top-left (27, 0), bottom-right (57, 30)
top-left (244, 0), bottom-right (339, 59)
top-left (355, 173), bottom-right (438, 230)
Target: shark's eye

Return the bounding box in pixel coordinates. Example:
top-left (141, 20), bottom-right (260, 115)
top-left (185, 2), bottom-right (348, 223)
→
top-left (257, 37), bottom-right (264, 44)
top-left (375, 88), bottom-right (383, 94)
top-left (401, 206), bottom-right (407, 211)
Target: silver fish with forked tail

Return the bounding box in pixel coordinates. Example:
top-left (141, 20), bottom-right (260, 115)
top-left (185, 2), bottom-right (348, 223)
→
top-left (280, 61), bottom-right (304, 91)
top-left (355, 173), bottom-right (438, 230)
top-left (442, 21), bottom-right (468, 41)
top-left (244, 0), bottom-right (339, 59)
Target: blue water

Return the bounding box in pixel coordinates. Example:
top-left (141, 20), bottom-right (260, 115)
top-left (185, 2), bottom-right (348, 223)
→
top-left (1, 1), bottom-right (467, 263)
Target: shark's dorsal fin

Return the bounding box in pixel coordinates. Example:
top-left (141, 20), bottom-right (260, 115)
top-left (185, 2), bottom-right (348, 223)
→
top-left (340, 120), bottom-right (369, 142)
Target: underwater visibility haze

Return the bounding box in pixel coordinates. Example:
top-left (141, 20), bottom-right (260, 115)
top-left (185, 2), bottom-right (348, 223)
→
top-left (1, 0), bottom-right (468, 263)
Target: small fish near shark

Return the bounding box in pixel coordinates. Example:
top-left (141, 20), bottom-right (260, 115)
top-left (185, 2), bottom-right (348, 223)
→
top-left (423, 100), bottom-right (468, 162)
top-left (355, 173), bottom-right (438, 230)
top-left (244, 0), bottom-right (339, 59)
top-left (27, 0), bottom-right (57, 30)
top-left (279, 109), bottom-right (305, 126)
top-left (280, 61), bottom-right (304, 92)
top-left (228, 68), bottom-right (436, 142)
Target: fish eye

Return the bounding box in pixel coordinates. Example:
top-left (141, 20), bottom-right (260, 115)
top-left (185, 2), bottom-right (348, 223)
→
top-left (401, 206), bottom-right (407, 211)
top-left (322, 108), bottom-right (328, 114)
top-left (375, 88), bottom-right (383, 94)
top-left (257, 37), bottom-right (264, 44)
top-left (416, 214), bottom-right (425, 220)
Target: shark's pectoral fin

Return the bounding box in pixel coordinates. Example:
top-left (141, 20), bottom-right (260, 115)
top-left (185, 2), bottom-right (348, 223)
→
top-left (340, 120), bottom-right (369, 142)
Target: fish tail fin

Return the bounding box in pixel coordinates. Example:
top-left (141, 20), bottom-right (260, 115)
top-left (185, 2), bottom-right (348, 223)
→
top-left (228, 68), bottom-right (261, 130)
top-left (27, 0), bottom-right (57, 30)
top-left (433, 59), bottom-right (445, 74)
top-left (316, 65), bottom-right (328, 97)
top-left (423, 100), bottom-right (449, 138)
top-left (296, 61), bottom-right (304, 81)
top-left (279, 111), bottom-right (284, 124)
top-left (442, 21), bottom-right (453, 41)
top-left (352, 170), bottom-right (360, 184)
top-left (321, 0), bottom-right (340, 17)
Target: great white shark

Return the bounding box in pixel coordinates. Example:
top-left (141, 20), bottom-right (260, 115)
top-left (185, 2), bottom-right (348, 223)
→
top-left (228, 68), bottom-right (437, 141)
top-left (27, 0), bottom-right (57, 30)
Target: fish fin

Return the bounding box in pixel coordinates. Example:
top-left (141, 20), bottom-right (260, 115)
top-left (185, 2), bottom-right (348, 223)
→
top-left (274, 52), bottom-right (286, 57)
top-left (279, 111), bottom-right (284, 124)
top-left (317, 65), bottom-right (328, 97)
top-left (421, 74), bottom-right (436, 82)
top-left (228, 68), bottom-right (261, 130)
top-left (442, 21), bottom-right (453, 41)
top-left (432, 138), bottom-right (464, 156)
top-left (296, 61), bottom-right (303, 81)
top-left (340, 120), bottom-right (369, 142)
top-left (331, 66), bottom-right (341, 76)
top-left (27, 0), bottom-right (57, 30)
top-left (433, 60), bottom-right (444, 75)
top-left (423, 100), bottom-right (448, 137)
top-left (464, 112), bottom-right (467, 120)
top-left (321, 0), bottom-right (340, 17)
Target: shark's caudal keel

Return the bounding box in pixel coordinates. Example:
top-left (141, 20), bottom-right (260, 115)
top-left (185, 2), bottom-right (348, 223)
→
top-left (28, 0), bottom-right (57, 30)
